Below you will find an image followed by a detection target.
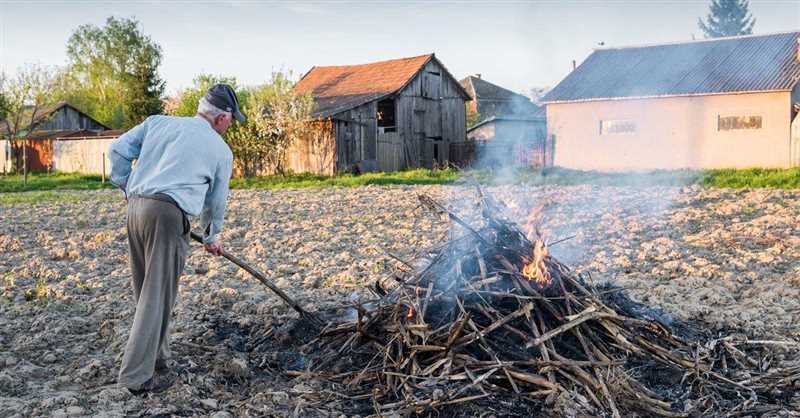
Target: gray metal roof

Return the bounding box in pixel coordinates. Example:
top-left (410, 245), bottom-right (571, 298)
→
top-left (542, 31), bottom-right (800, 103)
top-left (459, 76), bottom-right (544, 119)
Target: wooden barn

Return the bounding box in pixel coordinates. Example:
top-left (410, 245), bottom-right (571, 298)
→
top-left (0, 101), bottom-right (115, 173)
top-left (293, 54), bottom-right (472, 174)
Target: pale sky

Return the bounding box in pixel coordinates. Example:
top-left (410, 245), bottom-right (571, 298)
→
top-left (1, 0), bottom-right (798, 97)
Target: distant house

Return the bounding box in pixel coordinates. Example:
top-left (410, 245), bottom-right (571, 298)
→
top-left (459, 76), bottom-right (547, 167)
top-left (542, 31), bottom-right (800, 170)
top-left (293, 54), bottom-right (472, 174)
top-left (467, 116), bottom-right (549, 167)
top-left (0, 102), bottom-right (121, 173)
top-left (460, 75), bottom-right (544, 121)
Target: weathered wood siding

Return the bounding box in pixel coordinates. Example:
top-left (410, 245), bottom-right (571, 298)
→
top-left (377, 132), bottom-right (403, 172)
top-left (286, 120), bottom-right (336, 175)
top-left (38, 105), bottom-right (106, 131)
top-left (395, 59), bottom-right (467, 169)
top-left (332, 101), bottom-right (378, 172)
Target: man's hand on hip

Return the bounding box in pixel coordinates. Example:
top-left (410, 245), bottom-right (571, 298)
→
top-left (204, 241), bottom-right (223, 256)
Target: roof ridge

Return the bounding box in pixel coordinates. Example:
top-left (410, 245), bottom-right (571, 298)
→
top-left (311, 53), bottom-right (434, 69)
top-left (595, 30), bottom-right (800, 52)
top-left (472, 76), bottom-right (527, 99)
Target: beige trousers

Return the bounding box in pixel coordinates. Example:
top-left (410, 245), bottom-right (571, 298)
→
top-left (117, 195), bottom-right (189, 390)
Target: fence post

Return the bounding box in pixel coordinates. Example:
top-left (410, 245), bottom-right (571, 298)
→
top-left (102, 152), bottom-right (106, 183)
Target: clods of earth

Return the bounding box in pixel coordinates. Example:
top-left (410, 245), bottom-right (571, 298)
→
top-left (1, 185), bottom-right (798, 417)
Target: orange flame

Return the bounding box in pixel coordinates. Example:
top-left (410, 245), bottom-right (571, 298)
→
top-left (522, 239), bottom-right (552, 287)
top-left (407, 306), bottom-right (416, 320)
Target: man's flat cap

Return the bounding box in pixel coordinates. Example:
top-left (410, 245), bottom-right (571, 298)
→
top-left (205, 84), bottom-right (246, 123)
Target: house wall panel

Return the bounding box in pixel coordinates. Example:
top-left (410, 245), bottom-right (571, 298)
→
top-left (547, 91), bottom-right (792, 170)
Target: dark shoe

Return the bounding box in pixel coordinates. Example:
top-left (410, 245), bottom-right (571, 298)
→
top-left (155, 358), bottom-right (169, 373)
top-left (129, 372), bottom-right (176, 395)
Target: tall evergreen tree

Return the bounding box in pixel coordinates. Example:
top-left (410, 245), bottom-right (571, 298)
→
top-left (698, 0), bottom-right (756, 38)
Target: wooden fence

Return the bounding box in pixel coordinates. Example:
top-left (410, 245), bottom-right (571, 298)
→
top-left (0, 140), bottom-right (10, 174)
top-left (378, 132), bottom-right (403, 172)
top-left (52, 138), bottom-right (114, 175)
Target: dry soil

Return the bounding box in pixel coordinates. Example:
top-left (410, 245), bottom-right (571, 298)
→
top-left (1, 185), bottom-right (798, 417)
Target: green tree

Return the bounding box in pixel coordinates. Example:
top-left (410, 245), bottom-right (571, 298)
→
top-left (698, 0), bottom-right (755, 38)
top-left (170, 72), bottom-right (316, 176)
top-left (0, 74), bottom-right (8, 124)
top-left (227, 72), bottom-right (314, 176)
top-left (63, 16), bottom-right (165, 128)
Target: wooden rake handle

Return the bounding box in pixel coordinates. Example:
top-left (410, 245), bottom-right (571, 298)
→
top-left (189, 231), bottom-right (321, 325)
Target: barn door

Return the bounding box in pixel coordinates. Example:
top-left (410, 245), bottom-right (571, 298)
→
top-left (792, 116), bottom-right (800, 167)
top-left (423, 71), bottom-right (443, 139)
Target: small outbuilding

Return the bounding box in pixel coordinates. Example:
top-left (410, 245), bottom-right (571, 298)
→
top-left (542, 31), bottom-right (800, 170)
top-left (460, 76), bottom-right (547, 167)
top-left (293, 54), bottom-right (472, 174)
top-left (0, 101), bottom-right (118, 173)
top-left (467, 116), bottom-right (549, 167)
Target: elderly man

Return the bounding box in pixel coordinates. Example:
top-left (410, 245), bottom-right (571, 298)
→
top-left (108, 84), bottom-right (245, 394)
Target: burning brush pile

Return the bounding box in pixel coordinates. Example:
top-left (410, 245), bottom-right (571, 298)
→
top-left (305, 187), bottom-right (799, 417)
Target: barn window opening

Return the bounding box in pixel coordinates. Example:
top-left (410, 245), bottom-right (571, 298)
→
top-left (433, 143), bottom-right (440, 161)
top-left (377, 98), bottom-right (396, 133)
top-left (600, 119), bottom-right (636, 135)
top-left (718, 115), bottom-right (762, 131)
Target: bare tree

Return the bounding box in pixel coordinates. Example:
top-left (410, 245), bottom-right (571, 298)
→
top-left (0, 65), bottom-right (56, 185)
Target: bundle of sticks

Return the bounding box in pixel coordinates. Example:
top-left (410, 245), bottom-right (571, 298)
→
top-left (306, 187), bottom-right (799, 417)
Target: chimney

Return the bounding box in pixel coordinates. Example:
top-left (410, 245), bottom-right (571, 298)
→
top-left (474, 73), bottom-right (481, 79)
top-left (571, 60), bottom-right (576, 71)
top-left (797, 38), bottom-right (800, 62)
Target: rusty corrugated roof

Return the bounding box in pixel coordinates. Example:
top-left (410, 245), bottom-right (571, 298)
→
top-left (542, 31), bottom-right (800, 104)
top-left (295, 54), bottom-right (469, 118)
